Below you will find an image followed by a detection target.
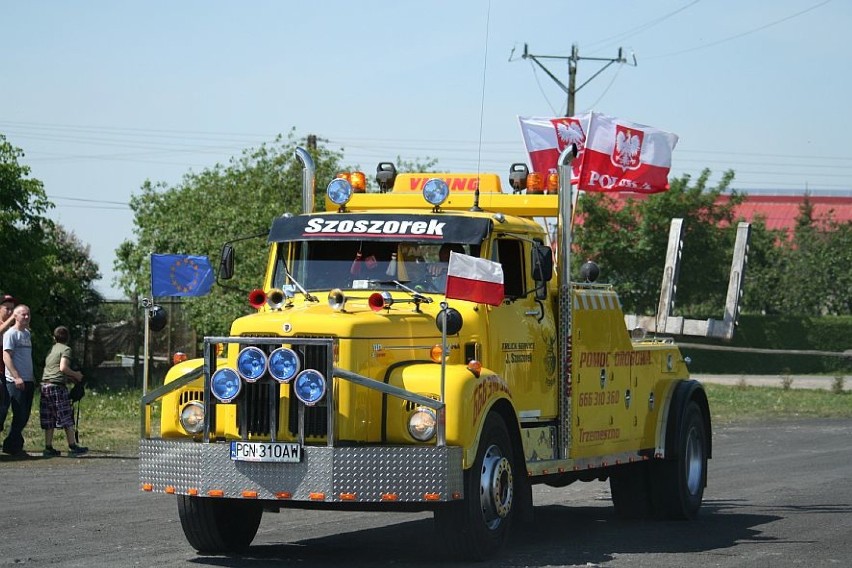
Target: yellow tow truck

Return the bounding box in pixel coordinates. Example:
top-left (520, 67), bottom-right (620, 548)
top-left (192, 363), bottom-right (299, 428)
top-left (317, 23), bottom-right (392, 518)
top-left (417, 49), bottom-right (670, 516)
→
top-left (140, 146), bottom-right (749, 560)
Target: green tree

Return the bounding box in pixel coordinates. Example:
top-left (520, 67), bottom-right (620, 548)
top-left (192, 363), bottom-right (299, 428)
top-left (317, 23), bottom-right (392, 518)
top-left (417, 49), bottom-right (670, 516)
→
top-left (753, 197), bottom-right (852, 316)
top-left (0, 135), bottom-right (102, 366)
top-left (115, 131), bottom-right (345, 336)
top-left (574, 168), bottom-right (749, 317)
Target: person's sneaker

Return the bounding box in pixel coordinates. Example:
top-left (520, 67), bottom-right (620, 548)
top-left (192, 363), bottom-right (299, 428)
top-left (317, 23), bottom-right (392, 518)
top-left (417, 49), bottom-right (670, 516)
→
top-left (68, 444), bottom-right (88, 456)
top-left (43, 447), bottom-right (61, 458)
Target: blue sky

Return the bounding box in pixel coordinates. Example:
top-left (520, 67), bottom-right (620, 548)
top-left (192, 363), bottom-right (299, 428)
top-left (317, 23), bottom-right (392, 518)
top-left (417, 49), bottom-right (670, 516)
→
top-left (2, 0), bottom-right (849, 298)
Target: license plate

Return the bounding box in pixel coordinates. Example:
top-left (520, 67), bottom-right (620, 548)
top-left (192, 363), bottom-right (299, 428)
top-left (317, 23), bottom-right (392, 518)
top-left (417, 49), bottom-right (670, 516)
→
top-left (230, 441), bottom-right (302, 463)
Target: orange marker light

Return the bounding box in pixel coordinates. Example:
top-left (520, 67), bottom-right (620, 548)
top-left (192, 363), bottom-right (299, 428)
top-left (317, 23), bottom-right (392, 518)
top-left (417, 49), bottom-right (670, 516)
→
top-left (546, 173), bottom-right (559, 193)
top-left (340, 492), bottom-right (357, 501)
top-left (423, 493), bottom-right (441, 501)
top-left (430, 345), bottom-right (445, 363)
top-left (527, 172), bottom-right (544, 194)
top-left (172, 352), bottom-right (188, 366)
top-left (165, 486), bottom-right (176, 494)
top-left (350, 171), bottom-right (366, 193)
top-left (242, 490), bottom-right (258, 499)
top-left (466, 360), bottom-right (482, 377)
top-left (380, 493), bottom-right (399, 502)
top-left (208, 489), bottom-right (224, 497)
top-left (142, 483), bottom-right (153, 492)
top-left (276, 491), bottom-right (292, 500)
top-left (309, 492), bottom-right (326, 501)
top-left (188, 488), bottom-right (199, 496)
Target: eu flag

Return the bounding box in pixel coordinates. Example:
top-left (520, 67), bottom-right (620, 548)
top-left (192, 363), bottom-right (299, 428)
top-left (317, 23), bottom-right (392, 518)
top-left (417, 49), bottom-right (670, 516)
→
top-left (151, 254), bottom-right (215, 297)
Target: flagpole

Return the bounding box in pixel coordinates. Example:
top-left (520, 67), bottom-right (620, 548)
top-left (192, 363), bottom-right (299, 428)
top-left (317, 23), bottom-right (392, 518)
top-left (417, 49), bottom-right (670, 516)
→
top-left (142, 297), bottom-right (151, 397)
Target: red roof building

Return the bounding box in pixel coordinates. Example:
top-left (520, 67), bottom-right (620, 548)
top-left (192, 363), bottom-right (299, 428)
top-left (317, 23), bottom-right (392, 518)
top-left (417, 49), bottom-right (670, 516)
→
top-left (602, 192), bottom-right (852, 234)
top-left (720, 194), bottom-right (852, 232)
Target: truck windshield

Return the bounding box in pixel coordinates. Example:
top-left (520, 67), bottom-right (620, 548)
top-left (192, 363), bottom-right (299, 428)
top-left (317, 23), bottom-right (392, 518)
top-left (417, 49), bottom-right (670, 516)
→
top-left (271, 241), bottom-right (470, 294)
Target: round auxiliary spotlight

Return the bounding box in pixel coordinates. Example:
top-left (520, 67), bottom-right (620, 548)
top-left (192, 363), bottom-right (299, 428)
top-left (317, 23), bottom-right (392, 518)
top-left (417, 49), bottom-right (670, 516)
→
top-left (210, 368), bottom-right (242, 403)
top-left (293, 369), bottom-right (327, 406)
top-left (268, 347), bottom-right (300, 383)
top-left (236, 346), bottom-right (267, 382)
top-left (327, 178), bottom-right (353, 206)
top-left (422, 178), bottom-right (450, 207)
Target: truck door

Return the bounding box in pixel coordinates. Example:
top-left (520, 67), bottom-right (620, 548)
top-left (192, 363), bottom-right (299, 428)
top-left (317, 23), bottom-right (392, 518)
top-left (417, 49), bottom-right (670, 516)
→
top-left (487, 238), bottom-right (558, 420)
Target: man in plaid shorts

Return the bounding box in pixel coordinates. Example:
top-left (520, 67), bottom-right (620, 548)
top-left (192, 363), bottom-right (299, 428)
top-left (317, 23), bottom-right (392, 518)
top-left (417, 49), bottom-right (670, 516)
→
top-left (40, 325), bottom-right (87, 457)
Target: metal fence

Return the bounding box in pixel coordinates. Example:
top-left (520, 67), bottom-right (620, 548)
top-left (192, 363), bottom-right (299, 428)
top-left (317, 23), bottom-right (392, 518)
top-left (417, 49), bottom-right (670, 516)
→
top-left (78, 299), bottom-right (198, 389)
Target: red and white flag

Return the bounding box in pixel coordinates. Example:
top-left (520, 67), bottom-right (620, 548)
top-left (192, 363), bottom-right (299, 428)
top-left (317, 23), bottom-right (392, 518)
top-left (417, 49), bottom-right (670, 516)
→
top-left (576, 112), bottom-right (678, 193)
top-left (518, 114), bottom-right (591, 183)
top-left (445, 252), bottom-right (504, 306)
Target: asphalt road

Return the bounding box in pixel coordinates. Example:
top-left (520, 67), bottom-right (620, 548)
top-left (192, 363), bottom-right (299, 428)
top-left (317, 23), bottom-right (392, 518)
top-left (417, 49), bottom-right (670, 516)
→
top-left (2, 418), bottom-right (850, 567)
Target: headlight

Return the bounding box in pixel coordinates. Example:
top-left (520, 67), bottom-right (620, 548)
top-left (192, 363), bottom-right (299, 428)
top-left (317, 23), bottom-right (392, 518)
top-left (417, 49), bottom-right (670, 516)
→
top-left (211, 367), bottom-right (241, 403)
top-left (268, 347), bottom-right (300, 383)
top-left (327, 178), bottom-right (353, 206)
top-left (180, 401), bottom-right (204, 434)
top-left (422, 178), bottom-right (450, 207)
top-left (293, 369), bottom-right (326, 406)
top-left (408, 406), bottom-right (437, 441)
top-left (237, 346), bottom-right (267, 382)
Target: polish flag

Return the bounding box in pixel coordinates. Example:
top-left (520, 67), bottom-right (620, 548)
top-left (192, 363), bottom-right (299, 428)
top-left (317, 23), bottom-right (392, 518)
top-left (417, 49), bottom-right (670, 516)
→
top-left (576, 112), bottom-right (678, 193)
top-left (445, 252), bottom-right (504, 306)
top-left (518, 114), bottom-right (591, 183)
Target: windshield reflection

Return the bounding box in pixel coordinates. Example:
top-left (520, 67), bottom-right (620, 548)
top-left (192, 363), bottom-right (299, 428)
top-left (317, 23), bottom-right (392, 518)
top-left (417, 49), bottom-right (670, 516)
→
top-left (272, 241), bottom-right (471, 293)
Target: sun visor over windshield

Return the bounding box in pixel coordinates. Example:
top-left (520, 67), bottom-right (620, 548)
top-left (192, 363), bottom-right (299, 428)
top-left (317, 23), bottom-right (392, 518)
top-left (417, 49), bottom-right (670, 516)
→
top-left (268, 214), bottom-right (491, 244)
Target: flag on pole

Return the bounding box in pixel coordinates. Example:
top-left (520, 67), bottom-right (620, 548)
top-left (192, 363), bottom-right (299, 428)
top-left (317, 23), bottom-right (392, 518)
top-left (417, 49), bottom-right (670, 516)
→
top-left (518, 113), bottom-right (591, 184)
top-left (151, 254), bottom-right (215, 297)
top-left (576, 112), bottom-right (678, 193)
top-left (445, 252), bottom-right (504, 306)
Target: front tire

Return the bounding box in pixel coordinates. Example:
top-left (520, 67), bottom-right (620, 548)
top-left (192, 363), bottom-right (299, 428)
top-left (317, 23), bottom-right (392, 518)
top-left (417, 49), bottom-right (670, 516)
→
top-left (435, 413), bottom-right (516, 560)
top-left (177, 495), bottom-right (263, 554)
top-left (651, 401), bottom-right (708, 519)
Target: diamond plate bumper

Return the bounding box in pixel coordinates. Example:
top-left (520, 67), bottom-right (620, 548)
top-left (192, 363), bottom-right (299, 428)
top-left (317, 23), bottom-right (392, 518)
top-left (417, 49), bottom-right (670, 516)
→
top-left (139, 439), bottom-right (464, 503)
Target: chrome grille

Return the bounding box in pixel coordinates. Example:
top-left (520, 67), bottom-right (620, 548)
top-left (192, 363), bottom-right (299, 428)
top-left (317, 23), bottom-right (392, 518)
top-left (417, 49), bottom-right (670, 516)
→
top-left (232, 335), bottom-right (332, 440)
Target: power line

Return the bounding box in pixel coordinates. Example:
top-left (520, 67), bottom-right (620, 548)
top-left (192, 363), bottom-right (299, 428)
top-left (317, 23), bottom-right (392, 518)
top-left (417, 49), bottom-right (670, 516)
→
top-left (646, 0), bottom-right (831, 59)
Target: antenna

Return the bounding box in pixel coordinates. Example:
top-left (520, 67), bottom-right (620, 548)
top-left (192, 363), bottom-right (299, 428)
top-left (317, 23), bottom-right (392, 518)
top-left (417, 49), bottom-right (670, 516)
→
top-left (472, 0), bottom-right (491, 212)
top-left (517, 43), bottom-right (635, 116)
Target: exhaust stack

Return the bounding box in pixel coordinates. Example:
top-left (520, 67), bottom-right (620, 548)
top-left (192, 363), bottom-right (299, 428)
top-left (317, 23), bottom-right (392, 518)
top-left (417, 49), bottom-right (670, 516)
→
top-left (294, 147), bottom-right (316, 214)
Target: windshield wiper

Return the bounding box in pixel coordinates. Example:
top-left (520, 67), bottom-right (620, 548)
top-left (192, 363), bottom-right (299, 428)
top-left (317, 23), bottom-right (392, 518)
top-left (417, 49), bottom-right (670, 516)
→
top-left (393, 280), bottom-right (433, 310)
top-left (285, 267), bottom-right (318, 303)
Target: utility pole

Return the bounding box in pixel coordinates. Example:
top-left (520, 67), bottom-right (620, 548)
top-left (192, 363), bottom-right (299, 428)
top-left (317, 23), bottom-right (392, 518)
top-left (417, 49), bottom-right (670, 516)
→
top-left (515, 43), bottom-right (636, 117)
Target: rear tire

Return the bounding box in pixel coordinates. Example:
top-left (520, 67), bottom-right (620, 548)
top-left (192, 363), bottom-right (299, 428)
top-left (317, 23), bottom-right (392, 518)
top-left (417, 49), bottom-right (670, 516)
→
top-left (435, 413), bottom-right (516, 560)
top-left (651, 401), bottom-right (708, 519)
top-left (609, 462), bottom-right (653, 519)
top-left (177, 495), bottom-right (263, 554)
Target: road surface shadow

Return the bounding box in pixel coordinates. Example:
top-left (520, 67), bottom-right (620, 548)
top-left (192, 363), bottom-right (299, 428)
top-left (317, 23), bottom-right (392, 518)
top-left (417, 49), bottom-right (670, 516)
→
top-left (187, 499), bottom-right (784, 567)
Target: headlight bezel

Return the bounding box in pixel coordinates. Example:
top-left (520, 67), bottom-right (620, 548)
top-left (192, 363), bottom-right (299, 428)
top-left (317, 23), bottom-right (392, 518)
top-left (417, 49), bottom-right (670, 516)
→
top-left (407, 406), bottom-right (437, 441)
top-left (179, 400), bottom-right (205, 434)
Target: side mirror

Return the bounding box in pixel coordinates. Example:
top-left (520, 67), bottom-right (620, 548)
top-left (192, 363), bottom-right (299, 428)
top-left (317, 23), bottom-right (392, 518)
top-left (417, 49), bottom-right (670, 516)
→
top-left (532, 244), bottom-right (553, 282)
top-left (219, 244), bottom-right (235, 281)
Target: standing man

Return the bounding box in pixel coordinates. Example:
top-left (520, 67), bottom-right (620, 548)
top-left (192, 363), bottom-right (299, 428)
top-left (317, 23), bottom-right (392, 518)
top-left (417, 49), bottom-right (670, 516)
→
top-left (0, 294), bottom-right (18, 434)
top-left (3, 304), bottom-right (34, 456)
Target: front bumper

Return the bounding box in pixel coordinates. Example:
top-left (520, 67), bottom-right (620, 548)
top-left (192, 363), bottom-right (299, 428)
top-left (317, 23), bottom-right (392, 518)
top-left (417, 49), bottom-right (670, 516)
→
top-left (139, 439), bottom-right (464, 503)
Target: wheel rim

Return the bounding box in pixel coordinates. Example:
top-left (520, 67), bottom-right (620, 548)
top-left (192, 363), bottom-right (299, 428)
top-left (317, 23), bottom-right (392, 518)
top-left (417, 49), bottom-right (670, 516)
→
top-left (684, 425), bottom-right (704, 495)
top-left (479, 444), bottom-right (513, 529)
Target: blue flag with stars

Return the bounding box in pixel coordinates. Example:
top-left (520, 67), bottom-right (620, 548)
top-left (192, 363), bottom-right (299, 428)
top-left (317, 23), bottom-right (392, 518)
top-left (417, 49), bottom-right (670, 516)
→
top-left (151, 254), bottom-right (215, 297)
